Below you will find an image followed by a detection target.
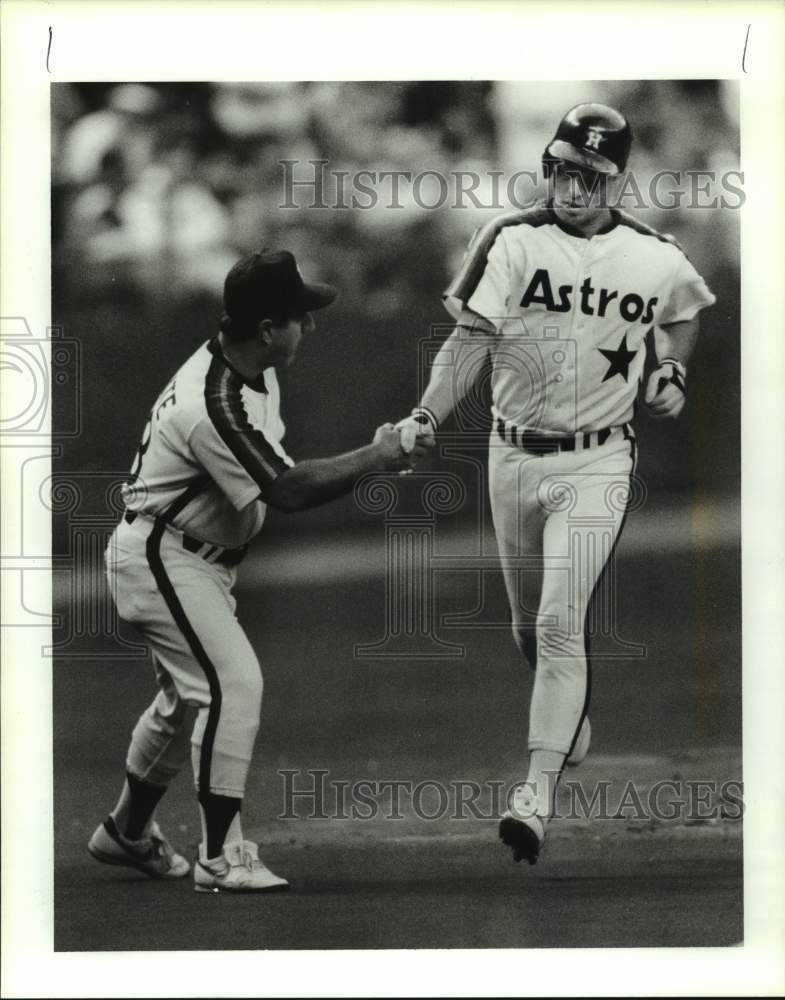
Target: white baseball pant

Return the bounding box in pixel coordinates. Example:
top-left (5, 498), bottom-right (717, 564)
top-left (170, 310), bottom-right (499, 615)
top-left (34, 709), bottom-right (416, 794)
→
top-left (105, 514), bottom-right (262, 797)
top-left (488, 424), bottom-right (636, 755)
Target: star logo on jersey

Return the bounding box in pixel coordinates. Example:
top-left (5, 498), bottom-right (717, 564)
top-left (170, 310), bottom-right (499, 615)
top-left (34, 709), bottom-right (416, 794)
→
top-left (599, 334), bottom-right (637, 383)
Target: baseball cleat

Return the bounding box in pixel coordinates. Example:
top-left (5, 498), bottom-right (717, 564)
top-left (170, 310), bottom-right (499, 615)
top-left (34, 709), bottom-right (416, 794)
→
top-left (566, 716), bottom-right (591, 767)
top-left (194, 839), bottom-right (290, 893)
top-left (499, 784), bottom-right (547, 865)
top-left (88, 815), bottom-right (190, 878)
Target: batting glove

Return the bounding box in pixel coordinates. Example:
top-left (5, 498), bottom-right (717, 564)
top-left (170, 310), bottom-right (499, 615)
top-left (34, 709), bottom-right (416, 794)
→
top-left (395, 408), bottom-right (438, 447)
top-left (644, 358), bottom-right (687, 420)
top-left (394, 408), bottom-right (438, 475)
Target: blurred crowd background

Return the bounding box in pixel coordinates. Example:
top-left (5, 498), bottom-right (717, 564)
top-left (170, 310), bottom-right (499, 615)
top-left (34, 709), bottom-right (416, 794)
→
top-left (51, 80), bottom-right (740, 534)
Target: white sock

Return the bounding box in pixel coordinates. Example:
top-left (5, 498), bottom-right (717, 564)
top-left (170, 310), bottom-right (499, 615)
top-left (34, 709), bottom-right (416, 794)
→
top-left (525, 749), bottom-right (567, 819)
top-left (225, 811), bottom-right (244, 845)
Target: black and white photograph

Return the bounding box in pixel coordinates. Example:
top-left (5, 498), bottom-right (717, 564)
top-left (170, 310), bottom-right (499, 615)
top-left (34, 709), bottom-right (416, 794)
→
top-left (2, 2), bottom-right (784, 997)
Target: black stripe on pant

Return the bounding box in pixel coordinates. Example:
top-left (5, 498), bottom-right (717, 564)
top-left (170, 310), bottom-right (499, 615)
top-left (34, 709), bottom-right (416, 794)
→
top-left (566, 432), bottom-right (638, 762)
top-left (143, 477), bottom-right (220, 803)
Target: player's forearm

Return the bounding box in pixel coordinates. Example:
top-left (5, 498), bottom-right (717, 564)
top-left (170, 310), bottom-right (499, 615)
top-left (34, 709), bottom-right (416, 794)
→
top-left (655, 317), bottom-right (700, 366)
top-left (644, 317), bottom-right (699, 420)
top-left (418, 315), bottom-right (495, 427)
top-left (263, 445), bottom-right (388, 513)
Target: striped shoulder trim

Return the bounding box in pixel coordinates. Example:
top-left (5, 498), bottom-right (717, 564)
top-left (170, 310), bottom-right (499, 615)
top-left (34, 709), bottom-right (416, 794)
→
top-left (444, 205), bottom-right (553, 308)
top-left (615, 210), bottom-right (687, 255)
top-left (474, 205), bottom-right (552, 241)
top-left (204, 355), bottom-right (289, 493)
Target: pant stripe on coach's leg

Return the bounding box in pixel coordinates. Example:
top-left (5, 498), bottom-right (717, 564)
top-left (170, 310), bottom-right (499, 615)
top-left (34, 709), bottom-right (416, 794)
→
top-left (144, 479), bottom-right (222, 802)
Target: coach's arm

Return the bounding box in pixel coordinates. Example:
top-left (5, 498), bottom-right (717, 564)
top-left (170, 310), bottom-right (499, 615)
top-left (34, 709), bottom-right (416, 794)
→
top-left (262, 425), bottom-right (432, 513)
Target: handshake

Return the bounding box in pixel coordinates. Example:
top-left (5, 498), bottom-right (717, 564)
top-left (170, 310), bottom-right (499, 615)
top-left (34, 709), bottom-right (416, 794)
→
top-left (372, 408), bottom-right (438, 474)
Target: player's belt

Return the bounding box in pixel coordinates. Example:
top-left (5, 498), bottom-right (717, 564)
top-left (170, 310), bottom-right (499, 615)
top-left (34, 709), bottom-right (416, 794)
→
top-left (124, 510), bottom-right (248, 567)
top-left (496, 418), bottom-right (627, 454)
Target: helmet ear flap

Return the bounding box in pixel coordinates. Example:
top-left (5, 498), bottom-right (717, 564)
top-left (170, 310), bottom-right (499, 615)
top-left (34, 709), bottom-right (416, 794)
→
top-left (542, 152), bottom-right (557, 180)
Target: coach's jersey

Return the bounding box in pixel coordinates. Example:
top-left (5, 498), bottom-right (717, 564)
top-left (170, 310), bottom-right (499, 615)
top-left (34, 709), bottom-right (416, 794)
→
top-left (121, 338), bottom-right (294, 548)
top-left (443, 204), bottom-right (716, 434)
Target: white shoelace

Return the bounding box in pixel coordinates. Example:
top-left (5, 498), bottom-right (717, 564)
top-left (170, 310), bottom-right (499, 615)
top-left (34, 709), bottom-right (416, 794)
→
top-left (239, 848), bottom-right (256, 872)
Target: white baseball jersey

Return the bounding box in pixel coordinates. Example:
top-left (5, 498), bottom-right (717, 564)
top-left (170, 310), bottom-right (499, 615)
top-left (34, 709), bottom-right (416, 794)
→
top-left (444, 204), bottom-right (716, 434)
top-left (122, 337), bottom-right (294, 548)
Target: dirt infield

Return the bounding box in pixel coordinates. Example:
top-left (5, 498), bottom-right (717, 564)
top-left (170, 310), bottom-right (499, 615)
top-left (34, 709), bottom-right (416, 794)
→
top-left (54, 543), bottom-right (742, 950)
top-left (57, 834), bottom-right (741, 951)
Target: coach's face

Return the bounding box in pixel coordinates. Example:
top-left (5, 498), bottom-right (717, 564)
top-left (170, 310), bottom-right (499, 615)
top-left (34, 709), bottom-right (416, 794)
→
top-left (268, 312), bottom-right (315, 367)
top-left (552, 163), bottom-right (618, 225)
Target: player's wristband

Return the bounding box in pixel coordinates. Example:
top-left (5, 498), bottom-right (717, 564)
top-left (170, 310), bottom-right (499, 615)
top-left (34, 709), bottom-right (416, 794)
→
top-left (411, 406), bottom-right (439, 433)
top-left (660, 357), bottom-right (687, 376)
top-left (659, 357), bottom-right (687, 393)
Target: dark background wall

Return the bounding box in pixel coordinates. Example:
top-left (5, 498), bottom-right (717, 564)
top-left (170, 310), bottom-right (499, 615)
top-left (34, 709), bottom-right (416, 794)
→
top-left (51, 80), bottom-right (740, 537)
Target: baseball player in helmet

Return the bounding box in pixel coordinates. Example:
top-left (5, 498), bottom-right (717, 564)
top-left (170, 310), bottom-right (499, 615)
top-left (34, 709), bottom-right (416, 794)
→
top-left (89, 250), bottom-right (432, 892)
top-left (398, 103), bottom-right (715, 864)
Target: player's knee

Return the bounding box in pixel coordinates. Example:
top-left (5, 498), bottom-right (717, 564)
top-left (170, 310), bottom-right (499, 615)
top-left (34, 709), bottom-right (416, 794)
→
top-left (535, 628), bottom-right (587, 682)
top-left (537, 604), bottom-right (586, 658)
top-left (539, 627), bottom-right (585, 661)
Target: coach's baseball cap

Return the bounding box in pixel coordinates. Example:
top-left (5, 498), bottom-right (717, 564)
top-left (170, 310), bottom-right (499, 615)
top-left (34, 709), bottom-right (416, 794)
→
top-left (223, 250), bottom-right (338, 327)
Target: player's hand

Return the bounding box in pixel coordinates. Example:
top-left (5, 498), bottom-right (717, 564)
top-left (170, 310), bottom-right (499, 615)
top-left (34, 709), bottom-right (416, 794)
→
top-left (644, 360), bottom-right (686, 420)
top-left (393, 415), bottom-right (436, 475)
top-left (394, 416), bottom-right (436, 451)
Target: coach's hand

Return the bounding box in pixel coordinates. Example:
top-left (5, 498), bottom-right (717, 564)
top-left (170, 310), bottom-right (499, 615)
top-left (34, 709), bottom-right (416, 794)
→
top-left (644, 359), bottom-right (687, 420)
top-left (373, 423), bottom-right (433, 472)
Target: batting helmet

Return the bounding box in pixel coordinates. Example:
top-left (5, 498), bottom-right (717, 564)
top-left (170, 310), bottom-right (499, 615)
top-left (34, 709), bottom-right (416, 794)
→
top-left (543, 103), bottom-right (632, 177)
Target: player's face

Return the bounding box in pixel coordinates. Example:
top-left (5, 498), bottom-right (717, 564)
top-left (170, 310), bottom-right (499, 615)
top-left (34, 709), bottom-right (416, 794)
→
top-left (270, 312), bottom-right (315, 367)
top-left (551, 163), bottom-right (615, 226)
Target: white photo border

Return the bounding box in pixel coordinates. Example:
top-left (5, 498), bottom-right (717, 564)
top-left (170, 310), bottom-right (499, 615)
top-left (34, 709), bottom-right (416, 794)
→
top-left (1, 0), bottom-right (784, 996)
